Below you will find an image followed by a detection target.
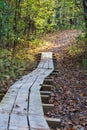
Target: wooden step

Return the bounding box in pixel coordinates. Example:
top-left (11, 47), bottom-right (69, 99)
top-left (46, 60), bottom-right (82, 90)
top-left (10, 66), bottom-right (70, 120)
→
top-left (42, 103), bottom-right (54, 115)
top-left (40, 84), bottom-right (53, 91)
top-left (40, 91), bottom-right (51, 95)
top-left (45, 77), bottom-right (54, 80)
top-left (53, 70), bottom-right (58, 72)
top-left (50, 71), bottom-right (58, 76)
top-left (44, 79), bottom-right (53, 85)
top-left (46, 117), bottom-right (61, 129)
top-left (41, 95), bottom-right (50, 104)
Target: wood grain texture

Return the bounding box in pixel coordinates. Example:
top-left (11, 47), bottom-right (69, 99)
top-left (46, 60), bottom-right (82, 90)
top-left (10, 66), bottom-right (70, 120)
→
top-left (0, 52), bottom-right (54, 130)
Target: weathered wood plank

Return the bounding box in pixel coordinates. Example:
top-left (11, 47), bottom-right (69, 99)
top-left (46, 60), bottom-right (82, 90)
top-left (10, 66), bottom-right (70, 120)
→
top-left (43, 60), bottom-right (49, 69)
top-left (29, 115), bottom-right (50, 130)
top-left (0, 68), bottom-right (40, 112)
top-left (8, 70), bottom-right (43, 129)
top-left (0, 69), bottom-right (41, 129)
top-left (0, 68), bottom-right (40, 106)
top-left (29, 91), bottom-right (43, 115)
top-left (38, 52), bottom-right (53, 69)
top-left (41, 52), bottom-right (53, 59)
top-left (29, 52), bottom-right (54, 129)
top-left (0, 52), bottom-right (54, 130)
top-left (0, 76), bottom-right (30, 129)
top-left (0, 113), bottom-right (9, 130)
top-left (37, 60), bottom-right (45, 68)
top-left (9, 114), bottom-right (29, 130)
top-left (46, 117), bottom-right (61, 129)
top-left (48, 59), bottom-right (54, 69)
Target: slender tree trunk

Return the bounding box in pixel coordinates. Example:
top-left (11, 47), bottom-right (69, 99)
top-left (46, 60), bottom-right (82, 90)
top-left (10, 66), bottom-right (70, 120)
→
top-left (13, 0), bottom-right (18, 49)
top-left (82, 0), bottom-right (87, 62)
top-left (82, 0), bottom-right (87, 33)
top-left (13, 0), bottom-right (21, 50)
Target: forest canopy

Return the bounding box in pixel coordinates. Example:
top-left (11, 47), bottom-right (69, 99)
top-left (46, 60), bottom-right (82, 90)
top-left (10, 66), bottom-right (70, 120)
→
top-left (0, 0), bottom-right (85, 49)
top-left (0, 0), bottom-right (87, 97)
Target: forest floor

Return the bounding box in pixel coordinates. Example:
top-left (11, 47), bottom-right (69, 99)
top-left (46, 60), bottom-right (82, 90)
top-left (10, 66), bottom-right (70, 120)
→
top-left (42, 30), bottom-right (87, 130)
top-left (0, 30), bottom-right (87, 130)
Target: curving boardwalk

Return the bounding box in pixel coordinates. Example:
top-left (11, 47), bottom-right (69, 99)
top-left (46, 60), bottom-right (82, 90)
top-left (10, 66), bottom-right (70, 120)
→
top-left (0, 52), bottom-right (54, 130)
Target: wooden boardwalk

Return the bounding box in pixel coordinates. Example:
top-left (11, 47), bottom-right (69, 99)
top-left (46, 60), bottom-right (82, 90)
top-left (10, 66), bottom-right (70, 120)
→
top-left (0, 52), bottom-right (54, 130)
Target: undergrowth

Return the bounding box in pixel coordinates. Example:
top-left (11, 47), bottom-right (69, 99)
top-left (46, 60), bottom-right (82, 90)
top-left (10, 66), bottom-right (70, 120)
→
top-left (0, 36), bottom-right (50, 96)
top-left (0, 41), bottom-right (42, 93)
top-left (68, 35), bottom-right (87, 69)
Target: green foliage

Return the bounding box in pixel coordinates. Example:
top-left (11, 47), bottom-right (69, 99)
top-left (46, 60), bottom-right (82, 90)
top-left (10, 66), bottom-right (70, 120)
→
top-left (0, 48), bottom-right (37, 89)
top-left (0, 0), bottom-right (87, 88)
top-left (0, 0), bottom-right (57, 48)
top-left (68, 35), bottom-right (87, 69)
top-left (83, 59), bottom-right (87, 69)
top-left (0, 0), bottom-right (86, 48)
top-left (68, 36), bottom-right (86, 57)
top-left (55, 0), bottom-right (85, 30)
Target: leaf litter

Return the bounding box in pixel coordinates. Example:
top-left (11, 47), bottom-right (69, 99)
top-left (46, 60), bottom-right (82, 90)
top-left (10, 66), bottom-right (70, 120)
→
top-left (44, 30), bottom-right (87, 130)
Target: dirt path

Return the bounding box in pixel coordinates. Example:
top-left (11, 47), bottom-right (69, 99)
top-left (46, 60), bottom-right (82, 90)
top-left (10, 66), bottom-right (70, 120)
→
top-left (42, 30), bottom-right (80, 52)
top-left (44, 30), bottom-right (87, 130)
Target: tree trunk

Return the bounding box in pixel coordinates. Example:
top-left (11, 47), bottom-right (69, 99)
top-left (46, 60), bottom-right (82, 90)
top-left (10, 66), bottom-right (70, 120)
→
top-left (83, 0), bottom-right (87, 29)
top-left (13, 0), bottom-right (21, 49)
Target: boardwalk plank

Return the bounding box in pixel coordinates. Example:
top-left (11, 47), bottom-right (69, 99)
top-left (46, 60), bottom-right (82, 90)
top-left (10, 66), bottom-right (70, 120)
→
top-left (9, 114), bottom-right (28, 130)
top-left (9, 71), bottom-right (42, 129)
top-left (29, 91), bottom-right (43, 115)
top-left (38, 60), bottom-right (45, 68)
top-left (0, 69), bottom-right (40, 129)
top-left (0, 113), bottom-right (9, 130)
top-left (29, 53), bottom-right (54, 129)
top-left (0, 52), bottom-right (54, 130)
top-left (29, 115), bottom-right (49, 130)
